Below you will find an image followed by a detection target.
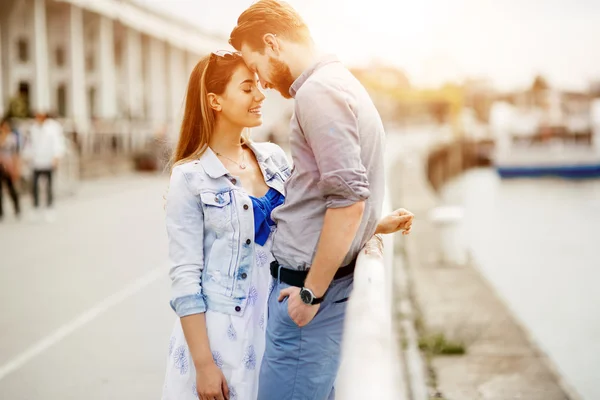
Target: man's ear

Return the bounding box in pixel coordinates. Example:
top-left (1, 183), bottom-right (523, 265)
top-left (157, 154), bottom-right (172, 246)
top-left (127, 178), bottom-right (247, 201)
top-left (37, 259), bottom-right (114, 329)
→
top-left (263, 33), bottom-right (280, 56)
top-left (207, 93), bottom-right (221, 112)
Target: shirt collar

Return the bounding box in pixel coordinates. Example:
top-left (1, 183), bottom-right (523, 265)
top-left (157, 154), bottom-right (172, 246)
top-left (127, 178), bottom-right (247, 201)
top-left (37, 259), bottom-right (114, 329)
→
top-left (199, 141), bottom-right (273, 179)
top-left (289, 54), bottom-right (340, 98)
top-left (199, 146), bottom-right (229, 179)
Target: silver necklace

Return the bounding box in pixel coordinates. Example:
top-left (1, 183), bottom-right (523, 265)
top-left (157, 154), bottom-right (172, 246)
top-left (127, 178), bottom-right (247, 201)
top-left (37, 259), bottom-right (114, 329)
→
top-left (215, 148), bottom-right (247, 169)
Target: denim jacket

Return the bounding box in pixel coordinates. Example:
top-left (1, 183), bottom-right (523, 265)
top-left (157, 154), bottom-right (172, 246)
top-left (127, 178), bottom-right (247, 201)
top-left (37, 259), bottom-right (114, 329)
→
top-left (166, 141), bottom-right (291, 317)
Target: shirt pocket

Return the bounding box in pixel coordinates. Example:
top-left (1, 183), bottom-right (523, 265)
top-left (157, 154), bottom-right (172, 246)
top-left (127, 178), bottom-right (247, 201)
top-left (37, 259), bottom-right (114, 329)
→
top-left (200, 190), bottom-right (233, 231)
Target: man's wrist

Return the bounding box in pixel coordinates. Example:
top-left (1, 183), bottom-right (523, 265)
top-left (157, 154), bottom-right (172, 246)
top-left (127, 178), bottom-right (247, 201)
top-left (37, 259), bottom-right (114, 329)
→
top-left (303, 277), bottom-right (329, 299)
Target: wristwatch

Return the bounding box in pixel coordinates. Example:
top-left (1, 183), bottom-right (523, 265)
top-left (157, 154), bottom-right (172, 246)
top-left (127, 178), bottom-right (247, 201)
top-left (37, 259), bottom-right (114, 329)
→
top-left (299, 287), bottom-right (324, 305)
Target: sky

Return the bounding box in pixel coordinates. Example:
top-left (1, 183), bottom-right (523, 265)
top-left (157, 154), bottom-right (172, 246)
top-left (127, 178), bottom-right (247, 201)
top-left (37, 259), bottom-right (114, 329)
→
top-left (135, 0), bottom-right (600, 92)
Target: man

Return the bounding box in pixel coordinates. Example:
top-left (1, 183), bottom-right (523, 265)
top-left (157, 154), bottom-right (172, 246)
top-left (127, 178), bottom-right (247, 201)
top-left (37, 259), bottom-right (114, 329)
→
top-left (26, 111), bottom-right (65, 221)
top-left (230, 1), bottom-right (389, 398)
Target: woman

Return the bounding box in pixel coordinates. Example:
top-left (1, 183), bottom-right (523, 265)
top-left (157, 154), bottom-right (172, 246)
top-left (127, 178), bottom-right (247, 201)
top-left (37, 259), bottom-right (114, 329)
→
top-left (0, 118), bottom-right (21, 221)
top-left (163, 51), bottom-right (413, 400)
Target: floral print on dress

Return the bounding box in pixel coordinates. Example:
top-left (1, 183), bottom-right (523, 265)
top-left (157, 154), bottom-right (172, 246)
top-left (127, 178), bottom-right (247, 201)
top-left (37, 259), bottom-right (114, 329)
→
top-left (168, 336), bottom-right (176, 356)
top-left (247, 286), bottom-right (258, 306)
top-left (227, 323), bottom-right (237, 341)
top-left (173, 345), bottom-right (189, 375)
top-left (213, 351), bottom-right (224, 369)
top-left (243, 345), bottom-right (257, 370)
top-left (229, 385), bottom-right (238, 400)
top-left (256, 249), bottom-right (268, 267)
top-left (259, 313), bottom-right (265, 331)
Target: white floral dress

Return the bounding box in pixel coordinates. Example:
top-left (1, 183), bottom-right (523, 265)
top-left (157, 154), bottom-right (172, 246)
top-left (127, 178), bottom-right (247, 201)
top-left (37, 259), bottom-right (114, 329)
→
top-left (162, 232), bottom-right (276, 400)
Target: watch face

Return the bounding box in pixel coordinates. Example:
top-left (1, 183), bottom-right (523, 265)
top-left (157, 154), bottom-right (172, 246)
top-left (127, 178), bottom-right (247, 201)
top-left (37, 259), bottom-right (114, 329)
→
top-left (300, 288), bottom-right (313, 304)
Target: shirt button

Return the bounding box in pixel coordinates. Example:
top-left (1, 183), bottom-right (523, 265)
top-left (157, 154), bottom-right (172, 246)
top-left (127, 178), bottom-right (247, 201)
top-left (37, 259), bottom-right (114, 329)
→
top-left (235, 306), bottom-right (241, 312)
top-left (241, 272), bottom-right (248, 279)
top-left (214, 196), bottom-right (219, 203)
top-left (231, 178), bottom-right (237, 185)
top-left (246, 239), bottom-right (251, 245)
top-left (243, 204), bottom-right (249, 210)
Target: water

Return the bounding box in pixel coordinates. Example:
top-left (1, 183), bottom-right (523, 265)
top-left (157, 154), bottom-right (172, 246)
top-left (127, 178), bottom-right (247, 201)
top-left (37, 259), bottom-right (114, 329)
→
top-left (443, 168), bottom-right (600, 400)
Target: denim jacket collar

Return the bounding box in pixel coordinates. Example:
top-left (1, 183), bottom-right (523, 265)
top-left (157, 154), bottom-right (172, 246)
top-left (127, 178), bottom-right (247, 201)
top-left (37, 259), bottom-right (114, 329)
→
top-left (200, 141), bottom-right (275, 180)
top-left (199, 147), bottom-right (229, 179)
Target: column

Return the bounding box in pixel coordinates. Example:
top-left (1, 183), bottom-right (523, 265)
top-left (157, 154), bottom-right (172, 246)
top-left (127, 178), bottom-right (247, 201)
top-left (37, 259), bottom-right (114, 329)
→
top-left (147, 37), bottom-right (167, 124)
top-left (98, 15), bottom-right (117, 119)
top-left (125, 28), bottom-right (144, 119)
top-left (33, 0), bottom-right (50, 111)
top-left (0, 20), bottom-right (4, 117)
top-left (186, 51), bottom-right (199, 76)
top-left (168, 45), bottom-right (186, 123)
top-left (69, 5), bottom-right (88, 131)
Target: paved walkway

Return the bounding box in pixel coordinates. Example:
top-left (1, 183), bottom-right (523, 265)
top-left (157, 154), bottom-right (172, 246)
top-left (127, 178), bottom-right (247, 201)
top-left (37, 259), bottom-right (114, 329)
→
top-left (0, 173), bottom-right (174, 399)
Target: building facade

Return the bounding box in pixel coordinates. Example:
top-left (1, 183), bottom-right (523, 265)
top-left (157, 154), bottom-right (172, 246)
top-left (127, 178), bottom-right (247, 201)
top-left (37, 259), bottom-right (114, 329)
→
top-left (1, 0), bottom-right (227, 137)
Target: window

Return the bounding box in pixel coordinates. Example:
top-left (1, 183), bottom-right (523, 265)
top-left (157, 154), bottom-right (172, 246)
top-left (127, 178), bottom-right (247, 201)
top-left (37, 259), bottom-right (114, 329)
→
top-left (86, 53), bottom-right (94, 71)
top-left (57, 85), bottom-right (67, 117)
top-left (17, 38), bottom-right (28, 62)
top-left (55, 47), bottom-right (65, 67)
top-left (88, 87), bottom-right (96, 118)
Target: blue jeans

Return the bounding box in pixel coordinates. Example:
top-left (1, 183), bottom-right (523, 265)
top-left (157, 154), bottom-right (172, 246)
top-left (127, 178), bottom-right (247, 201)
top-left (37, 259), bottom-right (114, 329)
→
top-left (258, 274), bottom-right (353, 400)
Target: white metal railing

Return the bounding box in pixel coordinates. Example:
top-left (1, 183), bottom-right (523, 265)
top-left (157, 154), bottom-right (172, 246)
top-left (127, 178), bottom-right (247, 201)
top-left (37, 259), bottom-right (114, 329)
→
top-left (337, 193), bottom-right (404, 399)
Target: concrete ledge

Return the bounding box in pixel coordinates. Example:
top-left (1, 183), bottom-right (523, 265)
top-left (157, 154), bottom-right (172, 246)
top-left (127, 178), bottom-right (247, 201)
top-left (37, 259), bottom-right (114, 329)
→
top-left (337, 194), bottom-right (407, 399)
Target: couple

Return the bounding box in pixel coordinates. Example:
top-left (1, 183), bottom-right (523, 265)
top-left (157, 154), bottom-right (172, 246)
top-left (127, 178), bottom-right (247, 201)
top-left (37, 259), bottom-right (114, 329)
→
top-left (162, 1), bottom-right (413, 399)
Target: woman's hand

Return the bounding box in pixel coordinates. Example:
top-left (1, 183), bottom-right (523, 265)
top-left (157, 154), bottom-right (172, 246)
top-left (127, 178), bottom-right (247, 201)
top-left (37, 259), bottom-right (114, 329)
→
top-left (375, 208), bottom-right (414, 235)
top-left (195, 361), bottom-right (230, 400)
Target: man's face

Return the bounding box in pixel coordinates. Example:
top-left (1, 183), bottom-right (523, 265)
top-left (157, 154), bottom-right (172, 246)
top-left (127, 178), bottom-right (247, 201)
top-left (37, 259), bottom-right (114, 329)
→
top-left (35, 113), bottom-right (47, 124)
top-left (240, 44), bottom-right (295, 99)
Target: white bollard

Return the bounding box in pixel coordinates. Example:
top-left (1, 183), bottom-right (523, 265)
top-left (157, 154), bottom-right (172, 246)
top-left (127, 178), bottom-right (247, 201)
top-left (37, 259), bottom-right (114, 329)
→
top-left (428, 205), bottom-right (467, 266)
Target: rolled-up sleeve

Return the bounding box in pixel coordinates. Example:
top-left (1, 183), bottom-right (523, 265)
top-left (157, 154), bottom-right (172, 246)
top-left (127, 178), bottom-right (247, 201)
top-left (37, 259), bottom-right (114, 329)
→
top-left (296, 81), bottom-right (370, 208)
top-left (165, 167), bottom-right (207, 317)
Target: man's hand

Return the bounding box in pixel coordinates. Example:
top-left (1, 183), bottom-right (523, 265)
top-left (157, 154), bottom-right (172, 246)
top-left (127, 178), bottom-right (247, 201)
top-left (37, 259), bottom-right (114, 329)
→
top-left (195, 361), bottom-right (229, 400)
top-left (279, 286), bottom-right (320, 327)
top-left (375, 208), bottom-right (414, 235)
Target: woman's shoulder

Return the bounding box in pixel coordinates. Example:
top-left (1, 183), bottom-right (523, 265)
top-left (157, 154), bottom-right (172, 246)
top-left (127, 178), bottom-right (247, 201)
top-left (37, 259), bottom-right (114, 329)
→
top-left (169, 160), bottom-right (210, 195)
top-left (172, 159), bottom-right (203, 175)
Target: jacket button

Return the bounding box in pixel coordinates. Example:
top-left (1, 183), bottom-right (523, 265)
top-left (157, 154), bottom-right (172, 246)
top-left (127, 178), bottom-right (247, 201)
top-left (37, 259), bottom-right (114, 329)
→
top-left (241, 272), bottom-right (248, 279)
top-left (243, 204), bottom-right (249, 210)
top-left (235, 306), bottom-right (241, 312)
top-left (246, 239), bottom-right (251, 245)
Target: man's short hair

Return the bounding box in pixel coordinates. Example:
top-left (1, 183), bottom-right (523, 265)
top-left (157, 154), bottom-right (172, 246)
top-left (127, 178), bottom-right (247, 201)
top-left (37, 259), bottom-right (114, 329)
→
top-left (229, 0), bottom-right (311, 52)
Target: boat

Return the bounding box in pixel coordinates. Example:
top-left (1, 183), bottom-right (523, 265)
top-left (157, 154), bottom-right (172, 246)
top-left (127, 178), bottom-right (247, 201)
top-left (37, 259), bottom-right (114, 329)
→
top-left (490, 93), bottom-right (600, 179)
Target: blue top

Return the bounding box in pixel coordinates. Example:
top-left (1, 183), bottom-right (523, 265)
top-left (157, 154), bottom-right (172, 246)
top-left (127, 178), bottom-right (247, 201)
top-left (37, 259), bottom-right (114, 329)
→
top-left (249, 188), bottom-right (285, 246)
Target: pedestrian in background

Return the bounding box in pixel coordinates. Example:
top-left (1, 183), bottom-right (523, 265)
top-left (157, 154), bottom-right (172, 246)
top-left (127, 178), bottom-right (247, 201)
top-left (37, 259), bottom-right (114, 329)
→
top-left (24, 111), bottom-right (65, 222)
top-left (0, 118), bottom-right (21, 221)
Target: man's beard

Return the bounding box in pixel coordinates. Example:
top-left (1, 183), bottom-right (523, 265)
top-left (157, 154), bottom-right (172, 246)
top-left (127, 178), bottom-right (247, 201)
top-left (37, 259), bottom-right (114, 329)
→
top-left (268, 57), bottom-right (295, 99)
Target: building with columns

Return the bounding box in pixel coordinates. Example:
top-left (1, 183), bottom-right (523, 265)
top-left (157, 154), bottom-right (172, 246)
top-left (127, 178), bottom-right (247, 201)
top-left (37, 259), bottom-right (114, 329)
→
top-left (1, 0), bottom-right (225, 135)
top-left (0, 0), bottom-right (292, 170)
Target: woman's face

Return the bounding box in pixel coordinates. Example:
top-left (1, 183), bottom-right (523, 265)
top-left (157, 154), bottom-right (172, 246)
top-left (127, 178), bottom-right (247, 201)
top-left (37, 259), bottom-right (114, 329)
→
top-left (215, 64), bottom-right (265, 128)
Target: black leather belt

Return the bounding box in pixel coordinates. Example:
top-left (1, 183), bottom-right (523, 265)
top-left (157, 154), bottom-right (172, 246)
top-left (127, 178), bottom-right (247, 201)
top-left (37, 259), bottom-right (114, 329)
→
top-left (270, 258), bottom-right (356, 288)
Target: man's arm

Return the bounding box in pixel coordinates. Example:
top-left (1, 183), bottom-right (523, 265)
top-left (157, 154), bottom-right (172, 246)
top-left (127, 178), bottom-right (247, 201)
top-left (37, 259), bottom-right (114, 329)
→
top-left (304, 201), bottom-right (364, 297)
top-left (298, 81), bottom-right (369, 296)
